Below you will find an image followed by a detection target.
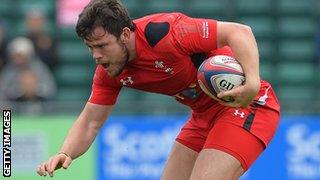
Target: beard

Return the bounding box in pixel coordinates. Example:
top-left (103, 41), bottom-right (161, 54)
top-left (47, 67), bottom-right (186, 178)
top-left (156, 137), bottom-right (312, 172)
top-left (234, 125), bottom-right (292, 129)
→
top-left (107, 42), bottom-right (129, 77)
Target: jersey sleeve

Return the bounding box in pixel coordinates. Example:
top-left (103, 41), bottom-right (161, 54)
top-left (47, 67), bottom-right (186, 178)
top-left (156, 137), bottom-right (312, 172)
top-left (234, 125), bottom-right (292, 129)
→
top-left (88, 66), bottom-right (121, 105)
top-left (173, 14), bottom-right (217, 54)
top-left (209, 46), bottom-right (234, 57)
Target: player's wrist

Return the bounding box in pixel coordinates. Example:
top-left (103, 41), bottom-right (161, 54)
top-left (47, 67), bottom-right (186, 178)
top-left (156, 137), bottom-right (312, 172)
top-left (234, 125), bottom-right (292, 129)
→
top-left (244, 77), bottom-right (260, 90)
top-left (58, 152), bottom-right (72, 159)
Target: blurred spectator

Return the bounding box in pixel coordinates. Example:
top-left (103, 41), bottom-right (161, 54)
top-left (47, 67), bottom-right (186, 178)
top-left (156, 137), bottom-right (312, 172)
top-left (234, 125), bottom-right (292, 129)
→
top-left (0, 20), bottom-right (9, 71)
top-left (13, 69), bottom-right (46, 115)
top-left (25, 10), bottom-right (57, 71)
top-left (0, 37), bottom-right (56, 102)
top-left (14, 69), bottom-right (45, 102)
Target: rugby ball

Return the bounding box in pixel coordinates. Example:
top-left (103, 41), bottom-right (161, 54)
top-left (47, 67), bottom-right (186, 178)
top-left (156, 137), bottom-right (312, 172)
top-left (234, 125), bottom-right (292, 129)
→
top-left (197, 55), bottom-right (245, 102)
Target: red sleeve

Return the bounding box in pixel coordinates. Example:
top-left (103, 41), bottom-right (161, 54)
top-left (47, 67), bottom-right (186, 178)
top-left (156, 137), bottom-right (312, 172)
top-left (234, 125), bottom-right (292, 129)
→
top-left (209, 46), bottom-right (234, 57)
top-left (173, 14), bottom-right (217, 54)
top-left (88, 66), bottom-right (121, 105)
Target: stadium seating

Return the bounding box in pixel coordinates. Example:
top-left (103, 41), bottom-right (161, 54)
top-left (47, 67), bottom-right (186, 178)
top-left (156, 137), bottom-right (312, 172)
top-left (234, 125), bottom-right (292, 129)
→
top-left (235, 0), bottom-right (273, 15)
top-left (277, 62), bottom-right (316, 85)
top-left (55, 22), bottom-right (94, 102)
top-left (57, 41), bottom-right (92, 64)
top-left (278, 85), bottom-right (315, 103)
top-left (278, 17), bottom-right (317, 38)
top-left (54, 64), bottom-right (93, 87)
top-left (145, 0), bottom-right (186, 14)
top-left (121, 0), bottom-right (150, 18)
top-left (187, 0), bottom-right (228, 18)
top-left (16, 0), bottom-right (55, 17)
top-left (56, 87), bottom-right (90, 102)
top-left (276, 0), bottom-right (314, 15)
top-left (0, 0), bottom-right (13, 18)
top-left (260, 62), bottom-right (274, 83)
top-left (258, 40), bottom-right (276, 61)
top-left (11, 18), bottom-right (56, 37)
top-left (117, 88), bottom-right (144, 102)
top-left (58, 27), bottom-right (79, 41)
top-left (237, 16), bottom-right (275, 39)
top-left (278, 40), bottom-right (315, 62)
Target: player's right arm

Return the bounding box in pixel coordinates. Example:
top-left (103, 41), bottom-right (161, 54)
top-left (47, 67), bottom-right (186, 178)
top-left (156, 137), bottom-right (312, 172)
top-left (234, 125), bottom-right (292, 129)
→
top-left (37, 102), bottom-right (113, 177)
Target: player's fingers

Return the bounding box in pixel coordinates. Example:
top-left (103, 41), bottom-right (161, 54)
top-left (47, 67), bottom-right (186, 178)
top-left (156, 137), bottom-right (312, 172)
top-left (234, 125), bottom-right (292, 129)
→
top-left (46, 157), bottom-right (56, 177)
top-left (218, 89), bottom-right (254, 108)
top-left (217, 87), bottom-right (240, 99)
top-left (36, 166), bottom-right (40, 175)
top-left (48, 156), bottom-right (62, 177)
top-left (38, 163), bottom-right (48, 176)
top-left (62, 157), bottom-right (72, 169)
top-left (45, 157), bottom-right (52, 172)
top-left (219, 95), bottom-right (245, 107)
top-left (45, 161), bottom-right (55, 177)
top-left (219, 101), bottom-right (239, 108)
top-left (37, 164), bottom-right (44, 176)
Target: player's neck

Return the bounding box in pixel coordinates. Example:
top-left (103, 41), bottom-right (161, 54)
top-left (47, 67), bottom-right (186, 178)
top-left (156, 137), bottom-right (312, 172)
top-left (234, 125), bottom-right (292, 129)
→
top-left (127, 32), bottom-right (137, 62)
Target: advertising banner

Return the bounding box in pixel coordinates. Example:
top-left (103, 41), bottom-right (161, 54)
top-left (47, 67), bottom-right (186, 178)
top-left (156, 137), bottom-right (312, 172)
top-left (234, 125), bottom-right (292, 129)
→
top-left (98, 115), bottom-right (320, 180)
top-left (1, 116), bottom-right (94, 180)
top-left (246, 116), bottom-right (320, 180)
top-left (97, 115), bottom-right (184, 180)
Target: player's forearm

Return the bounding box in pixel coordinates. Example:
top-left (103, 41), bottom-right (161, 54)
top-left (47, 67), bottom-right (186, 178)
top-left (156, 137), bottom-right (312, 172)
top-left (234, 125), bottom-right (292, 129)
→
top-left (217, 22), bottom-right (260, 88)
top-left (58, 103), bottom-right (112, 160)
top-left (59, 116), bottom-right (99, 160)
top-left (227, 25), bottom-right (260, 87)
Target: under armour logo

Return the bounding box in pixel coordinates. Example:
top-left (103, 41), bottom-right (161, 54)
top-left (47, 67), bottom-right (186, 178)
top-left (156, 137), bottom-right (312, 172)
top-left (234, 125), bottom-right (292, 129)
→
top-left (120, 76), bottom-right (133, 86)
top-left (234, 109), bottom-right (245, 118)
top-left (155, 61), bottom-right (165, 69)
top-left (155, 60), bottom-right (174, 74)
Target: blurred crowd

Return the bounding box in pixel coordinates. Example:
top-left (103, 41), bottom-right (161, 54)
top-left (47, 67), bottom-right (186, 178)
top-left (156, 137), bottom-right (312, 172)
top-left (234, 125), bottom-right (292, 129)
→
top-left (0, 9), bottom-right (57, 114)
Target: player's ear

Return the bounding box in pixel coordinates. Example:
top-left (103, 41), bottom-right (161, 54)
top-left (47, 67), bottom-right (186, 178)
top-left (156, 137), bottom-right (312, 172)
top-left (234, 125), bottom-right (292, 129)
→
top-left (121, 27), bottom-right (131, 43)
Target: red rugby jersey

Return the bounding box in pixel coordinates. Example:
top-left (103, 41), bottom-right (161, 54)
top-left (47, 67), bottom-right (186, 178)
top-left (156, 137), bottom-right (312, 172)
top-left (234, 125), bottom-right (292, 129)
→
top-left (88, 12), bottom-right (279, 112)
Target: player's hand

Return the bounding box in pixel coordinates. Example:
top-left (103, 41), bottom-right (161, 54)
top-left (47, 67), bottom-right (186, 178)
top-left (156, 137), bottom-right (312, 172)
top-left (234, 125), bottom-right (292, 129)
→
top-left (37, 152), bottom-right (72, 177)
top-left (217, 80), bottom-right (260, 108)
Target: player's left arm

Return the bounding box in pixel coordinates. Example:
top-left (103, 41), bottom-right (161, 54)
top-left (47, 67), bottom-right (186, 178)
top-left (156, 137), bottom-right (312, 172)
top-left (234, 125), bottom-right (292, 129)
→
top-left (216, 21), bottom-right (260, 108)
top-left (173, 14), bottom-right (259, 107)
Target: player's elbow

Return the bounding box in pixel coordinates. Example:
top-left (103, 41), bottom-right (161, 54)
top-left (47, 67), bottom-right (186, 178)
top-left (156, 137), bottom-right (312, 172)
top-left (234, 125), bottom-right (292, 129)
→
top-left (217, 22), bottom-right (255, 47)
top-left (236, 23), bottom-right (253, 36)
top-left (228, 23), bottom-right (256, 46)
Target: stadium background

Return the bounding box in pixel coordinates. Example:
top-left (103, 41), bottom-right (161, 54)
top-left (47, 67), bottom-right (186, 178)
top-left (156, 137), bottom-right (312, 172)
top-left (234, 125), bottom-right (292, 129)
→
top-left (0, 0), bottom-right (319, 179)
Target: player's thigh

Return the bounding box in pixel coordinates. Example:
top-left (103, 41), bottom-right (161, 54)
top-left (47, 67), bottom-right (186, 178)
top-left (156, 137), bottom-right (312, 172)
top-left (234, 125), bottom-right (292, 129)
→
top-left (190, 122), bottom-right (265, 180)
top-left (189, 149), bottom-right (243, 180)
top-left (162, 141), bottom-right (198, 180)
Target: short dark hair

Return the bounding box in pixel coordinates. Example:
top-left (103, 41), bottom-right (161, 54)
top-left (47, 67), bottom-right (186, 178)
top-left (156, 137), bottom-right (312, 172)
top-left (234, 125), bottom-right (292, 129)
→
top-left (75, 0), bottom-right (135, 40)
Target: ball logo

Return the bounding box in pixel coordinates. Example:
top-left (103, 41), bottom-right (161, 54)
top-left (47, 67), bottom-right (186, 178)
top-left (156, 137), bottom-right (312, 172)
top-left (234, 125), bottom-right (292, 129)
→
top-left (209, 58), bottom-right (216, 66)
top-left (209, 57), bottom-right (231, 66)
top-left (209, 56), bottom-right (242, 71)
top-left (219, 79), bottom-right (235, 90)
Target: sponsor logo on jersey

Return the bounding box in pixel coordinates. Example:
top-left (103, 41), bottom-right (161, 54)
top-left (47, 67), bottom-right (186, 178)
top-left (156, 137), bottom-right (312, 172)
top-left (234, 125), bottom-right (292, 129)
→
top-left (155, 61), bottom-right (174, 74)
top-left (202, 21), bottom-right (209, 39)
top-left (120, 76), bottom-right (133, 86)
